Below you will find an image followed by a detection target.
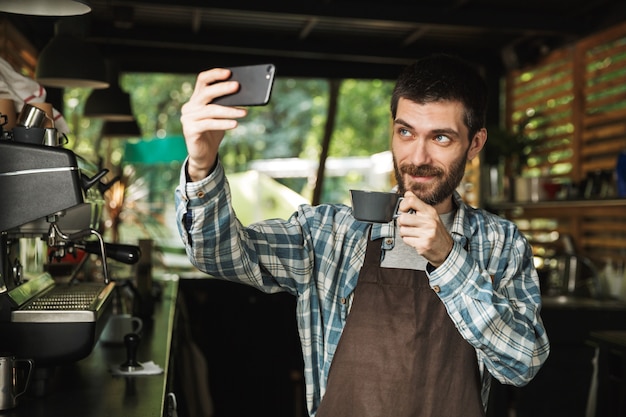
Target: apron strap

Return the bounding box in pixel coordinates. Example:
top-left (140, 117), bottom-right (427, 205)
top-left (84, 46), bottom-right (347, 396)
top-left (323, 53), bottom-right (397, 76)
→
top-left (363, 235), bottom-right (384, 267)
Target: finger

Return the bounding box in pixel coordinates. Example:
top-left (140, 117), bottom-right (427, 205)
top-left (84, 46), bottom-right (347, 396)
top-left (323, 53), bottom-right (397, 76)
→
top-left (398, 191), bottom-right (419, 214)
top-left (189, 81), bottom-right (238, 107)
top-left (400, 191), bottom-right (435, 214)
top-left (191, 68), bottom-right (239, 105)
top-left (207, 81), bottom-right (240, 104)
top-left (181, 99), bottom-right (247, 124)
top-left (195, 68), bottom-right (231, 91)
top-left (184, 117), bottom-right (239, 136)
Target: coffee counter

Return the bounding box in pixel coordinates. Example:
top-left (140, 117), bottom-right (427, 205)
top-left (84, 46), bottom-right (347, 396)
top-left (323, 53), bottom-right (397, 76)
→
top-left (4, 274), bottom-right (180, 417)
top-left (488, 296), bottom-right (626, 417)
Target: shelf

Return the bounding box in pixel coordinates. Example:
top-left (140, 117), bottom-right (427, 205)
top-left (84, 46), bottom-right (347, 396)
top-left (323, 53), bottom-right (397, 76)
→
top-left (487, 198), bottom-right (626, 263)
top-left (487, 198), bottom-right (626, 211)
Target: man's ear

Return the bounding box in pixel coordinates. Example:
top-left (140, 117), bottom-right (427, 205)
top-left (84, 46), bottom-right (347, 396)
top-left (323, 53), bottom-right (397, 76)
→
top-left (468, 128), bottom-right (487, 161)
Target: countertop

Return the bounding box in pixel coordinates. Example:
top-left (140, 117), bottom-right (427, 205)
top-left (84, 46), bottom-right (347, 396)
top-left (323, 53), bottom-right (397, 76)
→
top-left (588, 330), bottom-right (626, 347)
top-left (542, 295), bottom-right (626, 310)
top-left (2, 274), bottom-right (179, 417)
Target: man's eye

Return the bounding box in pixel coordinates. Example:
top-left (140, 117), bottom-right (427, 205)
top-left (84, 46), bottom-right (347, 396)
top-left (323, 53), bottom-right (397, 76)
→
top-left (399, 128), bottom-right (411, 137)
top-left (435, 134), bottom-right (451, 143)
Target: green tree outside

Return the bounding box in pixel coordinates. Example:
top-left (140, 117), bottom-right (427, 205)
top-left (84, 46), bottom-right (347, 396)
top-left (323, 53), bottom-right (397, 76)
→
top-left (61, 73), bottom-right (395, 244)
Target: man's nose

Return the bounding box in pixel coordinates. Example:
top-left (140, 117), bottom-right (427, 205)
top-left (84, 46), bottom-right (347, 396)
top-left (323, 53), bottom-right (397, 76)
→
top-left (409, 139), bottom-right (431, 166)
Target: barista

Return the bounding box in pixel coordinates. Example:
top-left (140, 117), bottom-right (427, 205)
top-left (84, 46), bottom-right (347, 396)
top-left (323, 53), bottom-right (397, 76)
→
top-left (175, 54), bottom-right (550, 416)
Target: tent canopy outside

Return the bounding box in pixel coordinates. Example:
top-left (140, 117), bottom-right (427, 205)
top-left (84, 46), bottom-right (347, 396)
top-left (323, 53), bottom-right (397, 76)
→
top-left (228, 170), bottom-right (309, 225)
top-left (123, 136), bottom-right (309, 226)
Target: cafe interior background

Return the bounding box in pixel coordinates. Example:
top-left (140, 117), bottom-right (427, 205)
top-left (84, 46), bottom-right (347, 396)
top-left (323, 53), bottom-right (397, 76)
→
top-left (1, 1), bottom-right (626, 416)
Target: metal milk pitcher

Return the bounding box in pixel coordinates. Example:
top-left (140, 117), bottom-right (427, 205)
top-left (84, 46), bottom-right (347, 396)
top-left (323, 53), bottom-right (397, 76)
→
top-left (0, 355), bottom-right (34, 410)
top-left (16, 103), bottom-right (47, 128)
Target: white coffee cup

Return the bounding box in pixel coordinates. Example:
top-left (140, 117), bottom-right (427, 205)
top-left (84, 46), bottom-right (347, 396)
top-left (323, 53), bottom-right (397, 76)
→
top-left (100, 314), bottom-right (143, 345)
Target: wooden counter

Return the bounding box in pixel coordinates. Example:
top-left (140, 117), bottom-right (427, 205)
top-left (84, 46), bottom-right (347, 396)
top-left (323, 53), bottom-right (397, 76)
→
top-left (4, 274), bottom-right (179, 417)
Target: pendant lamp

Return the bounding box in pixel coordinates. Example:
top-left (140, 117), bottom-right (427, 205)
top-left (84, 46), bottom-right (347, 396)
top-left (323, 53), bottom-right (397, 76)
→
top-left (0, 0), bottom-right (91, 16)
top-left (35, 16), bottom-right (108, 89)
top-left (83, 61), bottom-right (134, 121)
top-left (101, 119), bottom-right (142, 138)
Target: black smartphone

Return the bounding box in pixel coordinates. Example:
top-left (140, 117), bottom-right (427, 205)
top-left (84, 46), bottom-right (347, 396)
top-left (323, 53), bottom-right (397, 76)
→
top-left (212, 63), bottom-right (276, 106)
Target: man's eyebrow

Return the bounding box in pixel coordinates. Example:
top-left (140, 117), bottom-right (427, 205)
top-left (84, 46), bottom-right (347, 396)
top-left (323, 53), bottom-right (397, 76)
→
top-left (432, 128), bottom-right (460, 138)
top-left (393, 118), bottom-right (413, 128)
top-left (394, 118), bottom-right (460, 138)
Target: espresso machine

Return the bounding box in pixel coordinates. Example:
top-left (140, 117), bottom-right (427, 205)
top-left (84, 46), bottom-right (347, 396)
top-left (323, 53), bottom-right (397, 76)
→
top-left (0, 111), bottom-right (140, 368)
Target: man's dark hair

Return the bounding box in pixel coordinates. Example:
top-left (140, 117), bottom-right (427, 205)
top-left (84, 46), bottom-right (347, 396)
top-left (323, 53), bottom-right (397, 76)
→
top-left (391, 54), bottom-right (488, 140)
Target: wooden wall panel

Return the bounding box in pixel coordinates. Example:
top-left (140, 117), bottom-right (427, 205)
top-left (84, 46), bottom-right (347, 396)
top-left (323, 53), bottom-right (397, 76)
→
top-left (498, 23), bottom-right (626, 272)
top-left (0, 18), bottom-right (37, 77)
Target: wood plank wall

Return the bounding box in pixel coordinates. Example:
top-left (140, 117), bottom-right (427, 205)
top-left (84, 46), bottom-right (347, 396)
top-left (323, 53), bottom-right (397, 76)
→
top-left (0, 18), bottom-right (37, 77)
top-left (500, 22), bottom-right (626, 271)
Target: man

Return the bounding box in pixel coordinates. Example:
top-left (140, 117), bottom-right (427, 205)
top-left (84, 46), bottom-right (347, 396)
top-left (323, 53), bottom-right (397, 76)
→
top-left (175, 54), bottom-right (550, 417)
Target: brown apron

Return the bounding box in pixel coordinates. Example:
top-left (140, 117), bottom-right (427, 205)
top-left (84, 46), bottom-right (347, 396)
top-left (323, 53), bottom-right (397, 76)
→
top-left (316, 238), bottom-right (484, 417)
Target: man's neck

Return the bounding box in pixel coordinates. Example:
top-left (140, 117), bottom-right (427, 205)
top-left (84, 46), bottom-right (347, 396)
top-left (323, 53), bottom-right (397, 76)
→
top-left (433, 196), bottom-right (455, 215)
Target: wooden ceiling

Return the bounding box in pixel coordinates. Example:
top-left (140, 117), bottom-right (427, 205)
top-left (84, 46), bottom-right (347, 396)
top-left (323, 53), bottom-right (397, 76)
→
top-left (5, 0), bottom-right (626, 79)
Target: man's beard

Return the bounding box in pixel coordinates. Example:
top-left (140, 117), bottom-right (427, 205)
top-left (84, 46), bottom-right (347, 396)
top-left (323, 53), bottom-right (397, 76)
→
top-left (393, 151), bottom-right (468, 206)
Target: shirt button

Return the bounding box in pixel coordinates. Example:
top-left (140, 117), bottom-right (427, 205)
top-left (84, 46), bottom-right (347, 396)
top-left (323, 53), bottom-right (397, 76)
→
top-left (385, 238), bottom-right (393, 245)
top-left (432, 285), bottom-right (441, 293)
top-left (196, 191), bottom-right (205, 198)
top-left (340, 297), bottom-right (347, 304)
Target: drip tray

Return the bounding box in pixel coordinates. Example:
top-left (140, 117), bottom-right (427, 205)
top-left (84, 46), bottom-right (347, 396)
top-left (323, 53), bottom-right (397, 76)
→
top-left (0, 274), bottom-right (115, 366)
top-left (14, 281), bottom-right (113, 323)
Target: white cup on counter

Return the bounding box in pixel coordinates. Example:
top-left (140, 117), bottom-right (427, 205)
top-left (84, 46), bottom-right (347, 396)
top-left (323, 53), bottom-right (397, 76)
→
top-left (100, 314), bottom-right (143, 345)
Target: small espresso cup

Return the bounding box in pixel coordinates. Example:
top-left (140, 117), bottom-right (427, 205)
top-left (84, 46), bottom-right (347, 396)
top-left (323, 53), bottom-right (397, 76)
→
top-left (100, 314), bottom-right (143, 345)
top-left (12, 126), bottom-right (46, 144)
top-left (350, 190), bottom-right (403, 223)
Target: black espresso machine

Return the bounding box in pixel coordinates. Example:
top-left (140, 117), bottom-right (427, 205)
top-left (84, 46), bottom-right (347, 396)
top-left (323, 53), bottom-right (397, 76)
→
top-left (0, 135), bottom-right (140, 367)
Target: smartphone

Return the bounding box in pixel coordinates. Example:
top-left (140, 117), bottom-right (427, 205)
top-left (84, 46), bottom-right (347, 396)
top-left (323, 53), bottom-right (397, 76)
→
top-left (212, 63), bottom-right (276, 106)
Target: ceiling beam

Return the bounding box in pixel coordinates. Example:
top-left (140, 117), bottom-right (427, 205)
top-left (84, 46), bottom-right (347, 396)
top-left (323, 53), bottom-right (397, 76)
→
top-left (92, 0), bottom-right (584, 36)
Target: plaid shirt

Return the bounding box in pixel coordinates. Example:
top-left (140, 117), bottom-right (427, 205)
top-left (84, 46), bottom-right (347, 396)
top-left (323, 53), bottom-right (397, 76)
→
top-left (175, 160), bottom-right (550, 416)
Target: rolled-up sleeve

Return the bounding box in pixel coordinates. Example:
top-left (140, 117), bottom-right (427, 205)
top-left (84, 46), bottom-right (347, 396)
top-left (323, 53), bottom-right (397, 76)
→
top-left (428, 212), bottom-right (550, 387)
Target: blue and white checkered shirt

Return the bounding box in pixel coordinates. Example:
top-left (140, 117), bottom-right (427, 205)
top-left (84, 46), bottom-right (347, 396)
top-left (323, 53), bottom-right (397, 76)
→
top-left (175, 160), bottom-right (549, 416)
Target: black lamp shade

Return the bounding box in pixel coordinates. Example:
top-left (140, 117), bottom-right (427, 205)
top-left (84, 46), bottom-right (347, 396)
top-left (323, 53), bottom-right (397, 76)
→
top-left (36, 34), bottom-right (108, 89)
top-left (0, 0), bottom-right (91, 16)
top-left (84, 85), bottom-right (134, 121)
top-left (102, 119), bottom-right (141, 138)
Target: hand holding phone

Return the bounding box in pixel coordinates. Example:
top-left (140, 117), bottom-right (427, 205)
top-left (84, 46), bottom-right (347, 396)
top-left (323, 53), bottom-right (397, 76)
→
top-left (212, 64), bottom-right (276, 106)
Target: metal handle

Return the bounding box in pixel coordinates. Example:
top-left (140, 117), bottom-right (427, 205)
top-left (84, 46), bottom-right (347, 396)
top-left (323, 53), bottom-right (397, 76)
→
top-left (13, 359), bottom-right (34, 399)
